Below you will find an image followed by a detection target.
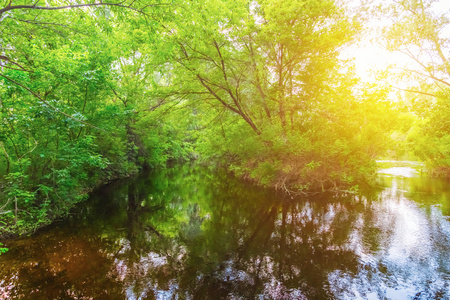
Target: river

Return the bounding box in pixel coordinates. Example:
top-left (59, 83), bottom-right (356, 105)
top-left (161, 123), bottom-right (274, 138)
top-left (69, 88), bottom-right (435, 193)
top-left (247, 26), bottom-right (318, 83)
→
top-left (1, 163), bottom-right (449, 299)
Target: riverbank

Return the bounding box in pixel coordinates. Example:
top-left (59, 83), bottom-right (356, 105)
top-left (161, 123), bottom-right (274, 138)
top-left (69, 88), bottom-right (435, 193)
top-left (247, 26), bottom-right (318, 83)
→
top-left (0, 168), bottom-right (140, 240)
top-left (0, 159), bottom-right (427, 240)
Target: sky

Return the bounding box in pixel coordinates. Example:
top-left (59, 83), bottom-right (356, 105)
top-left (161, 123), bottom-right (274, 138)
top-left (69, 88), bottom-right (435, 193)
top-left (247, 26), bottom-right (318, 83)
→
top-left (341, 0), bottom-right (450, 84)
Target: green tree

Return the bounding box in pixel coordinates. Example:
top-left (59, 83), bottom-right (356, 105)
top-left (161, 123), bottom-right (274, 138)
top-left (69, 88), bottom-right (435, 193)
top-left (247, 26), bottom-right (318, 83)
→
top-left (152, 0), bottom-right (393, 192)
top-left (378, 0), bottom-right (450, 176)
top-left (0, 0), bottom-right (178, 236)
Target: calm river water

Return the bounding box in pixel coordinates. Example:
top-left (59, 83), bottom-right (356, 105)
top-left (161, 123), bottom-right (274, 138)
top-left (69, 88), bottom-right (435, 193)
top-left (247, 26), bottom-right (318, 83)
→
top-left (1, 163), bottom-right (450, 299)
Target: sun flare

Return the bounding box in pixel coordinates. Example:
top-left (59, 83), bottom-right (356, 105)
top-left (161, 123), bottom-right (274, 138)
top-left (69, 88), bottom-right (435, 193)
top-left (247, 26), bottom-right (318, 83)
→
top-left (341, 0), bottom-right (450, 84)
top-left (340, 44), bottom-right (410, 83)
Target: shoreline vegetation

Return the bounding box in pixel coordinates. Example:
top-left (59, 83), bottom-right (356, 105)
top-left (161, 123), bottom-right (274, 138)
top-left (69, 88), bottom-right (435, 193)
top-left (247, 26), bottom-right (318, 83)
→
top-left (0, 166), bottom-right (141, 239)
top-left (0, 158), bottom-right (424, 240)
top-left (2, 0), bottom-right (450, 238)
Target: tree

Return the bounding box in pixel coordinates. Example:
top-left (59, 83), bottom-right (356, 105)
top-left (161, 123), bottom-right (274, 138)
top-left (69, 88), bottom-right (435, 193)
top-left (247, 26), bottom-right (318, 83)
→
top-left (0, 0), bottom-right (176, 235)
top-left (152, 0), bottom-right (393, 192)
top-left (378, 0), bottom-right (450, 175)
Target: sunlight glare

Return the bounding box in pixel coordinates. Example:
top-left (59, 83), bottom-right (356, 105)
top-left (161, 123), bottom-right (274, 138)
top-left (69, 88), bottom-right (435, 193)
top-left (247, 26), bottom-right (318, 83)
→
top-left (341, 0), bottom-right (450, 84)
top-left (340, 44), bottom-right (409, 83)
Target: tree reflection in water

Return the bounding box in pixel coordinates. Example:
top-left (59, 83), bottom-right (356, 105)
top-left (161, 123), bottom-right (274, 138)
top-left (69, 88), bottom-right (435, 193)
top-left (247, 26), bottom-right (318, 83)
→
top-left (1, 164), bottom-right (450, 299)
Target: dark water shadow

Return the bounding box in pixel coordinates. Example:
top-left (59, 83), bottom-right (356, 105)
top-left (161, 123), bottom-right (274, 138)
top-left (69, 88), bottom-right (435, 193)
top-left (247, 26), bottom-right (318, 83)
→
top-left (1, 165), bottom-right (450, 299)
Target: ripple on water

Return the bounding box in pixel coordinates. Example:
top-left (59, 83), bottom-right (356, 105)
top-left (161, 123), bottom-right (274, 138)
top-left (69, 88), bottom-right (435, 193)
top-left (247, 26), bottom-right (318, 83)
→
top-left (1, 165), bottom-right (449, 299)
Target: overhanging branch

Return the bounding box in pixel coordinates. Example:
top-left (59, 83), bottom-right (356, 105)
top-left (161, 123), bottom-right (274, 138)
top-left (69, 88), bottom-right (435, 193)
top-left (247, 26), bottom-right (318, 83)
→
top-left (0, 73), bottom-right (106, 132)
top-left (393, 66), bottom-right (450, 88)
top-left (0, 1), bottom-right (169, 16)
top-left (0, 55), bottom-right (32, 72)
top-left (389, 83), bottom-right (438, 98)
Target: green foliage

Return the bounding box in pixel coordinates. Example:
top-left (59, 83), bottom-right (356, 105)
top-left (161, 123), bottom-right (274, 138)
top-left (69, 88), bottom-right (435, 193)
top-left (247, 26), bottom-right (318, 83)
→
top-left (192, 79), bottom-right (394, 193)
top-left (0, 242), bottom-right (7, 255)
top-left (134, 108), bottom-right (197, 167)
top-left (4, 172), bottom-right (35, 204)
top-left (405, 91), bottom-right (450, 176)
top-left (166, 0), bottom-right (394, 192)
top-left (0, 0), bottom-right (415, 236)
top-left (375, 0), bottom-right (450, 174)
top-left (0, 1), bottom-right (183, 236)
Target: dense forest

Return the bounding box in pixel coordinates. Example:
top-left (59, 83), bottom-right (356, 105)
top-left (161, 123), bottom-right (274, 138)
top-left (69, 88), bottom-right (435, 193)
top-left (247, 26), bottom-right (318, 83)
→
top-left (1, 0), bottom-right (450, 237)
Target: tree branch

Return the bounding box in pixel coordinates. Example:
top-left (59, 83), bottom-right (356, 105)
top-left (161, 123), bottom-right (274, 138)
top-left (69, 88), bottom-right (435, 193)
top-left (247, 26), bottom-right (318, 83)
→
top-left (19, 138), bottom-right (38, 160)
top-left (0, 73), bottom-right (106, 131)
top-left (389, 83), bottom-right (438, 98)
top-left (0, 1), bottom-right (168, 16)
top-left (0, 64), bottom-right (31, 72)
top-left (393, 66), bottom-right (450, 88)
top-left (0, 197), bottom-right (12, 213)
top-left (0, 55), bottom-right (32, 72)
top-left (12, 18), bottom-right (86, 35)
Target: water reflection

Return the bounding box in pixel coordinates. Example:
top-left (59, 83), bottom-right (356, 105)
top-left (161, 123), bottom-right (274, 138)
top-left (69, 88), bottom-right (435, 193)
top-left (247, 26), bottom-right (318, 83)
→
top-left (1, 164), bottom-right (450, 299)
